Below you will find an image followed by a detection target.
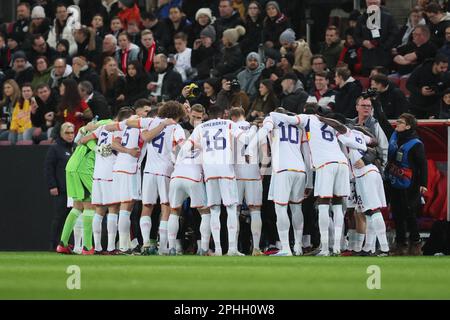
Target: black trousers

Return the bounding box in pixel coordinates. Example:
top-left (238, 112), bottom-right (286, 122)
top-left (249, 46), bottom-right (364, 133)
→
top-left (261, 175), bottom-right (278, 248)
top-left (390, 185), bottom-right (421, 244)
top-left (302, 194), bottom-right (320, 248)
top-left (50, 194), bottom-right (70, 249)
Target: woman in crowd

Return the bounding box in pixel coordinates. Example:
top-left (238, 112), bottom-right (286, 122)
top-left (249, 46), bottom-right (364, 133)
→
top-left (57, 78), bottom-right (92, 134)
top-left (262, 1), bottom-right (290, 49)
top-left (8, 83), bottom-right (34, 144)
top-left (55, 39), bottom-right (72, 65)
top-left (247, 79), bottom-right (279, 121)
top-left (31, 56), bottom-right (53, 90)
top-left (240, 1), bottom-right (265, 57)
top-left (44, 122), bottom-right (76, 250)
top-left (214, 26), bottom-right (246, 78)
top-left (100, 57), bottom-right (126, 116)
top-left (188, 8), bottom-right (215, 47)
top-left (0, 80), bottom-right (21, 141)
top-left (120, 61), bottom-right (150, 107)
top-left (29, 5), bottom-right (51, 39)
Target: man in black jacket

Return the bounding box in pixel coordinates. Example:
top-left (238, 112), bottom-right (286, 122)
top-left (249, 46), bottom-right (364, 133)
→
top-left (4, 51), bottom-right (34, 87)
top-left (406, 54), bottom-right (449, 119)
top-left (32, 84), bottom-right (58, 143)
top-left (78, 81), bottom-right (111, 120)
top-left (27, 34), bottom-right (58, 66)
top-left (279, 72), bottom-right (308, 114)
top-left (370, 74), bottom-right (409, 119)
top-left (71, 56), bottom-right (101, 92)
top-left (44, 122), bottom-right (76, 250)
top-left (148, 54), bottom-right (183, 103)
top-left (424, 3), bottom-right (450, 48)
top-left (213, 0), bottom-right (244, 41)
top-left (334, 66), bottom-right (362, 118)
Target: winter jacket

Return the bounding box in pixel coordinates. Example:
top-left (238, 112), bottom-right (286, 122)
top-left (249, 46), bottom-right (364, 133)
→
top-left (117, 4), bottom-right (141, 30)
top-left (240, 15), bottom-right (264, 56)
top-left (123, 73), bottom-right (150, 106)
top-left (247, 93), bottom-right (279, 120)
top-left (280, 81), bottom-right (308, 114)
top-left (4, 62), bottom-right (34, 87)
top-left (103, 76), bottom-right (126, 116)
top-left (86, 92), bottom-right (111, 120)
top-left (338, 44), bottom-right (363, 75)
top-left (262, 14), bottom-right (290, 49)
top-left (44, 137), bottom-right (75, 193)
top-left (49, 64), bottom-right (73, 90)
top-left (429, 12), bottom-right (450, 48)
top-left (115, 43), bottom-right (140, 74)
top-left (334, 77), bottom-right (363, 118)
top-left (280, 40), bottom-right (313, 75)
top-left (33, 92), bottom-right (57, 130)
top-left (439, 101), bottom-right (450, 119)
top-left (26, 44), bottom-right (58, 66)
top-left (438, 41), bottom-right (450, 61)
top-left (71, 67), bottom-right (101, 92)
top-left (164, 16), bottom-right (192, 54)
top-left (216, 89), bottom-right (250, 113)
top-left (31, 67), bottom-right (53, 90)
top-left (47, 19), bottom-right (77, 56)
top-left (319, 40), bottom-right (344, 71)
top-left (213, 11), bottom-right (244, 40)
top-left (191, 44), bottom-right (221, 80)
top-left (236, 63), bottom-right (265, 100)
top-left (148, 66), bottom-right (184, 102)
top-left (377, 84), bottom-right (409, 119)
top-left (215, 44), bottom-right (244, 78)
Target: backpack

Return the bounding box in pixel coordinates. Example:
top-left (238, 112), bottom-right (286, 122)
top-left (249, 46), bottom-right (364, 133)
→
top-left (422, 220), bottom-right (450, 255)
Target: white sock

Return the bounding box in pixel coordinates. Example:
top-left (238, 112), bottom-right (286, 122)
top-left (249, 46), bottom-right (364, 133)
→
top-left (302, 235), bottom-right (311, 248)
top-left (372, 212), bottom-right (390, 252)
top-left (355, 232), bottom-right (365, 252)
top-left (328, 215), bottom-right (335, 250)
top-left (200, 214), bottom-right (211, 251)
top-left (74, 214), bottom-right (83, 251)
top-left (332, 205), bottom-right (344, 252)
top-left (167, 214), bottom-right (179, 250)
top-left (118, 210), bottom-right (131, 251)
top-left (210, 206), bottom-right (222, 252)
top-left (318, 205), bottom-right (330, 252)
top-left (159, 220), bottom-right (168, 253)
top-left (250, 210), bottom-right (262, 250)
top-left (347, 229), bottom-right (356, 251)
top-left (92, 214), bottom-right (103, 251)
top-left (340, 226), bottom-right (347, 251)
top-left (176, 239), bottom-right (182, 252)
top-left (107, 213), bottom-right (118, 251)
top-left (139, 216), bottom-right (152, 247)
top-left (235, 212), bottom-right (240, 247)
top-left (290, 204), bottom-right (304, 248)
top-left (226, 204), bottom-right (238, 251)
top-left (363, 215), bottom-right (376, 253)
top-left (275, 204), bottom-right (290, 252)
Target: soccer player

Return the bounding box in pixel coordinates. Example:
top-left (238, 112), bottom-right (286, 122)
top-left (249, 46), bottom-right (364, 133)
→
top-left (186, 107), bottom-right (257, 256)
top-left (125, 101), bottom-right (186, 255)
top-left (230, 107), bottom-right (263, 256)
top-left (258, 109), bottom-right (312, 256)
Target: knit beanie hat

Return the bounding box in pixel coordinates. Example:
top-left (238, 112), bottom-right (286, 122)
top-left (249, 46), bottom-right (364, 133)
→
top-left (222, 25), bottom-right (246, 45)
top-left (279, 28), bottom-right (296, 44)
top-left (119, 0), bottom-right (135, 8)
top-left (200, 25), bottom-right (216, 42)
top-left (31, 6), bottom-right (46, 19)
top-left (265, 1), bottom-right (280, 13)
top-left (195, 8), bottom-right (215, 23)
top-left (12, 50), bottom-right (27, 62)
top-left (247, 52), bottom-right (261, 64)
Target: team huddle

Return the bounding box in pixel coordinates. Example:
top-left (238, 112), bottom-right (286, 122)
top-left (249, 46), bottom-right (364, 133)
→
top-left (56, 99), bottom-right (390, 257)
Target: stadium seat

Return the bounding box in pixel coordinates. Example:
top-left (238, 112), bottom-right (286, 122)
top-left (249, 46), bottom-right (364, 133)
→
top-left (0, 141), bottom-right (12, 146)
top-left (39, 140), bottom-right (54, 145)
top-left (15, 140), bottom-right (33, 146)
top-left (399, 77), bottom-right (411, 97)
top-left (354, 76), bottom-right (370, 90)
top-left (388, 75), bottom-right (400, 87)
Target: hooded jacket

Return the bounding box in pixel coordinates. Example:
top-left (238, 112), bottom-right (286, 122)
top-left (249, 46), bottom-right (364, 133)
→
top-left (429, 12), bottom-right (450, 48)
top-left (280, 80), bottom-right (308, 114)
top-left (334, 76), bottom-right (363, 118)
top-left (47, 19), bottom-right (77, 56)
top-left (49, 64), bottom-right (73, 89)
top-left (236, 63), bottom-right (264, 100)
top-left (280, 39), bottom-right (312, 75)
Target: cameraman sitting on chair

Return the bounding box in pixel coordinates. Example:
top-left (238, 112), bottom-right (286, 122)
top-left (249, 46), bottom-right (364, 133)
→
top-left (215, 75), bottom-right (250, 114)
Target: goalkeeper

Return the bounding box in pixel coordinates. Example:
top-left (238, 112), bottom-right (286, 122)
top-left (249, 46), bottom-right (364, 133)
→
top-left (56, 117), bottom-right (112, 255)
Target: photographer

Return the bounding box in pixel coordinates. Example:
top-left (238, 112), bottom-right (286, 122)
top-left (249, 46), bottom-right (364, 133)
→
top-left (215, 75), bottom-right (250, 112)
top-left (406, 54), bottom-right (449, 118)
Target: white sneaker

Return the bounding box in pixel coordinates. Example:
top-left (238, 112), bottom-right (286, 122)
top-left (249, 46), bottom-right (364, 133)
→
top-left (332, 249), bottom-right (341, 256)
top-left (293, 244), bottom-right (303, 256)
top-left (227, 250), bottom-right (245, 256)
top-left (73, 247), bottom-right (82, 255)
top-left (316, 250), bottom-right (330, 257)
top-left (214, 249), bottom-right (223, 256)
top-left (270, 250), bottom-right (293, 256)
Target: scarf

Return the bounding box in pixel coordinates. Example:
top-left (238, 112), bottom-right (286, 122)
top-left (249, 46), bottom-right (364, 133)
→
top-left (144, 42), bottom-right (156, 72)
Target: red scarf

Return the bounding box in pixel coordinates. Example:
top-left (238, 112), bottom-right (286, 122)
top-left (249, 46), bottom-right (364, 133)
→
top-left (121, 48), bottom-right (129, 74)
top-left (144, 42), bottom-right (156, 72)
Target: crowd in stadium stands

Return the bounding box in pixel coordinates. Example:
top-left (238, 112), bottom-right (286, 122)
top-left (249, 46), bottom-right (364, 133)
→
top-left (0, 0), bottom-right (448, 256)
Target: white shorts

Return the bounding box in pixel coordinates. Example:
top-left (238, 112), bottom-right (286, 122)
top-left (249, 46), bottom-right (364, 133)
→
top-left (237, 179), bottom-right (263, 206)
top-left (169, 177), bottom-right (207, 209)
top-left (113, 172), bottom-right (141, 203)
top-left (268, 171), bottom-right (306, 205)
top-left (92, 179), bottom-right (117, 206)
top-left (346, 179), bottom-right (357, 209)
top-left (314, 163), bottom-right (350, 198)
top-left (142, 173), bottom-right (170, 205)
top-left (355, 171), bottom-right (387, 212)
top-left (205, 178), bottom-right (238, 207)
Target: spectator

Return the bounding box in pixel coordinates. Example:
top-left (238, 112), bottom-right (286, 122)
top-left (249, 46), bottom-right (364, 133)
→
top-left (279, 28), bottom-right (312, 76)
top-left (371, 74), bottom-right (409, 119)
top-left (28, 34), bottom-right (58, 66)
top-left (71, 56), bottom-right (101, 92)
top-left (156, 0), bottom-right (183, 19)
top-left (73, 26), bottom-right (103, 68)
top-left (214, 26), bottom-right (246, 78)
top-left (424, 2), bottom-right (450, 48)
top-left (213, 0), bottom-right (244, 41)
top-left (319, 26), bottom-right (343, 71)
top-left (369, 65), bottom-right (389, 78)
top-left (47, 3), bottom-right (77, 56)
top-left (55, 39), bottom-right (72, 65)
top-left (306, 71), bottom-right (336, 113)
top-left (49, 58), bottom-right (73, 92)
top-left (78, 0), bottom-right (105, 27)
top-left (115, 32), bottom-right (140, 74)
top-left (4, 51), bottom-right (34, 87)
top-left (338, 28), bottom-right (363, 75)
top-left (10, 2), bottom-right (31, 46)
top-left (262, 1), bottom-right (290, 49)
top-left (216, 75), bottom-right (250, 112)
top-left (279, 72), bottom-right (308, 114)
top-left (438, 25), bottom-right (450, 60)
top-left (31, 56), bottom-right (53, 90)
top-left (237, 52), bottom-right (265, 101)
top-left (8, 83), bottom-right (34, 144)
top-left (353, 0), bottom-right (399, 75)
top-left (180, 102), bottom-right (205, 132)
top-left (78, 80), bottom-right (111, 120)
top-left (392, 25), bottom-right (437, 76)
top-left (438, 88), bottom-right (450, 118)
top-left (141, 11), bottom-right (171, 52)
top-left (126, 19), bottom-right (142, 45)
top-left (44, 122), bottom-right (76, 250)
top-left (197, 77), bottom-right (221, 112)
top-left (91, 13), bottom-right (107, 38)
top-left (33, 83), bottom-right (58, 141)
top-left (173, 32), bottom-right (193, 82)
top-left (232, 0), bottom-right (246, 20)
top-left (139, 30), bottom-right (162, 74)
top-left (101, 34), bottom-right (118, 68)
top-left (247, 79), bottom-right (279, 121)
top-left (164, 6), bottom-right (192, 54)
top-left (148, 54), bottom-right (183, 103)
top-left (6, 34), bottom-right (21, 66)
top-left (121, 61), bottom-right (150, 107)
top-left (394, 7), bottom-right (426, 48)
top-left (109, 16), bottom-right (124, 39)
top-left (0, 80), bottom-right (21, 141)
top-left (117, 0), bottom-right (141, 31)
top-left (333, 66), bottom-right (362, 118)
top-left (100, 0), bottom-right (121, 27)
top-left (240, 1), bottom-right (264, 56)
top-left (305, 54), bottom-right (330, 92)
top-left (100, 56), bottom-right (126, 116)
top-left (191, 25), bottom-right (221, 80)
top-left (56, 78), bottom-right (93, 134)
top-left (188, 8), bottom-right (215, 47)
top-left (386, 113), bottom-right (427, 256)
top-left (29, 6), bottom-right (51, 40)
top-left (0, 34), bottom-right (9, 71)
top-left (277, 52), bottom-right (306, 87)
top-left (406, 54), bottom-right (449, 118)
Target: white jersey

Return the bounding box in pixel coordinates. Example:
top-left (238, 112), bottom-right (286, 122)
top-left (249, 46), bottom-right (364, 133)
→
top-left (92, 125), bottom-right (116, 180)
top-left (189, 119), bottom-right (255, 181)
top-left (234, 120), bottom-right (261, 180)
top-left (260, 113), bottom-right (305, 173)
top-left (112, 120), bottom-right (145, 174)
top-left (339, 129), bottom-right (378, 178)
top-left (171, 140), bottom-right (204, 182)
top-left (140, 117), bottom-right (185, 177)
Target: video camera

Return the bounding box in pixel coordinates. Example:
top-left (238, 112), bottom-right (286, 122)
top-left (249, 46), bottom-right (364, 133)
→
top-left (186, 83), bottom-right (201, 98)
top-left (361, 88), bottom-right (379, 99)
top-left (230, 79), bottom-right (241, 93)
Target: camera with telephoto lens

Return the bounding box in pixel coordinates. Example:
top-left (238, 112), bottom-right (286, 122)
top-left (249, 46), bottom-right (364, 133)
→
top-left (186, 83), bottom-right (201, 98)
top-left (230, 79), bottom-right (241, 93)
top-left (361, 88), bottom-right (379, 99)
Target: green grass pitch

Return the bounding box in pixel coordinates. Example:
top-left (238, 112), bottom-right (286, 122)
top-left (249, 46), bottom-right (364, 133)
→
top-left (1, 252), bottom-right (450, 300)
